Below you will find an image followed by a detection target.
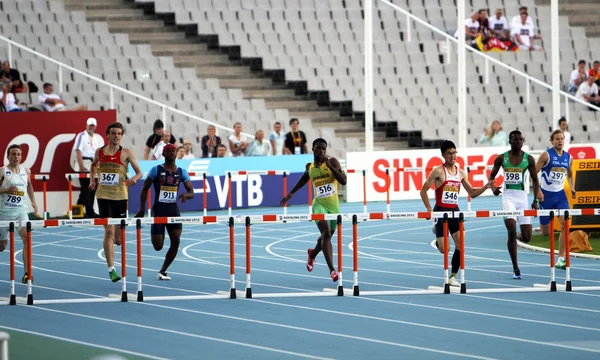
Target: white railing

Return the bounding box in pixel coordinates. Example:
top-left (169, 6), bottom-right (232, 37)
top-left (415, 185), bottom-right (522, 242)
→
top-left (0, 35), bottom-right (255, 139)
top-left (379, 0), bottom-right (600, 113)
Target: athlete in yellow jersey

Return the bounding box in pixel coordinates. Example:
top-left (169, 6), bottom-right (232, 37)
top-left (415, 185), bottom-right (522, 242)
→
top-left (280, 138), bottom-right (347, 282)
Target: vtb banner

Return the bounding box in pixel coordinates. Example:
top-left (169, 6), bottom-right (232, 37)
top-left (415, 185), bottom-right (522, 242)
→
top-left (0, 110), bottom-right (115, 191)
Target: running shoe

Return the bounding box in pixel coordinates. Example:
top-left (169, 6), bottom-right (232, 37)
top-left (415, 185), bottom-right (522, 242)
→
top-left (513, 269), bottom-right (522, 280)
top-left (21, 273), bottom-right (33, 284)
top-left (306, 248), bottom-right (314, 272)
top-left (330, 270), bottom-right (339, 282)
top-left (109, 269), bottom-right (121, 283)
top-left (555, 259), bottom-right (566, 270)
top-left (449, 276), bottom-right (460, 287)
top-left (157, 271), bottom-right (171, 281)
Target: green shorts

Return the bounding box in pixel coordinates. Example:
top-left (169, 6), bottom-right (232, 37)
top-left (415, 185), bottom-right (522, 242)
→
top-left (312, 202), bottom-right (339, 230)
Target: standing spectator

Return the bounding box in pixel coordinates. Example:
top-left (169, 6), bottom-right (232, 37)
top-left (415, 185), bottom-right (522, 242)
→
top-left (216, 144), bottom-right (227, 158)
top-left (152, 130), bottom-right (172, 160)
top-left (269, 122), bottom-right (286, 155)
top-left (488, 9), bottom-right (509, 38)
top-left (38, 83), bottom-right (87, 112)
top-left (1, 81), bottom-right (22, 112)
top-left (73, 117), bottom-right (105, 218)
top-left (284, 118), bottom-right (308, 155)
top-left (201, 125), bottom-right (221, 158)
top-left (575, 76), bottom-right (600, 109)
top-left (453, 12), bottom-right (480, 43)
top-left (479, 120), bottom-right (509, 146)
top-left (568, 60), bottom-right (589, 93)
top-left (512, 13), bottom-right (542, 51)
top-left (144, 120), bottom-right (176, 160)
top-left (176, 146), bottom-right (186, 159)
top-left (588, 60), bottom-right (600, 87)
top-left (182, 138), bottom-right (195, 159)
top-left (246, 130), bottom-right (272, 156)
top-left (228, 122), bottom-right (249, 157)
top-left (558, 117), bottom-right (572, 148)
top-left (511, 6), bottom-right (534, 29)
top-left (0, 61), bottom-right (28, 94)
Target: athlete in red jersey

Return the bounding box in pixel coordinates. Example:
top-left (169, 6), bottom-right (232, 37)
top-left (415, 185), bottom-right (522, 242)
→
top-left (420, 140), bottom-right (493, 286)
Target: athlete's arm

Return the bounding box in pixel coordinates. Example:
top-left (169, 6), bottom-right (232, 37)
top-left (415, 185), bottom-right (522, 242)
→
top-left (143, 146), bottom-right (151, 161)
top-left (420, 166), bottom-right (440, 212)
top-left (25, 168), bottom-right (38, 215)
top-left (567, 157), bottom-right (576, 198)
top-left (325, 157), bottom-right (347, 185)
top-left (528, 154), bottom-right (541, 209)
top-left (280, 163), bottom-right (310, 206)
top-left (488, 154), bottom-right (504, 196)
top-left (126, 149), bottom-right (143, 186)
top-left (460, 168), bottom-right (490, 199)
top-left (179, 169), bottom-right (194, 203)
top-left (535, 151), bottom-right (548, 174)
top-left (89, 148), bottom-right (100, 190)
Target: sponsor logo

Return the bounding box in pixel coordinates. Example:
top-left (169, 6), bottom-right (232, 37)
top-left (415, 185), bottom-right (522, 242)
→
top-left (388, 213), bottom-right (417, 219)
top-left (169, 217), bottom-right (202, 223)
top-left (59, 220), bottom-right (93, 226)
top-left (278, 215), bottom-right (310, 221)
top-left (492, 211), bottom-right (522, 216)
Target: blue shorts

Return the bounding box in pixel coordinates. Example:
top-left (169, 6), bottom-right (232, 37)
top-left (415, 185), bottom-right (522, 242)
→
top-left (539, 189), bottom-right (570, 225)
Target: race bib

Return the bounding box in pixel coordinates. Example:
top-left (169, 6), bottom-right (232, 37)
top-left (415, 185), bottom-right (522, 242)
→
top-left (441, 186), bottom-right (459, 205)
top-left (316, 183), bottom-right (336, 198)
top-left (3, 191), bottom-right (25, 208)
top-left (158, 186), bottom-right (177, 203)
top-left (504, 168), bottom-right (523, 185)
top-left (100, 172), bottom-right (120, 186)
top-left (549, 167), bottom-right (567, 184)
top-left (294, 146), bottom-right (301, 155)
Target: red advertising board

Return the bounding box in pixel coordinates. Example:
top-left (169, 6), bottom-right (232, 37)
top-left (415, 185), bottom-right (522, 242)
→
top-left (0, 110), bottom-right (115, 191)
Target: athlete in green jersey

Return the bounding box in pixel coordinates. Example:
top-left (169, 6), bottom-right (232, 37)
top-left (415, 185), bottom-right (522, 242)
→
top-left (280, 138), bottom-right (347, 282)
top-left (489, 130), bottom-right (540, 279)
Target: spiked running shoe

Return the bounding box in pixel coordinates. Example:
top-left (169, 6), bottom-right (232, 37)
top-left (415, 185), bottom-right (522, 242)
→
top-left (109, 269), bottom-right (121, 283)
top-left (449, 276), bottom-right (460, 287)
top-left (330, 270), bottom-right (339, 282)
top-left (306, 248), bottom-right (315, 272)
top-left (513, 269), bottom-right (522, 280)
top-left (555, 259), bottom-right (566, 270)
top-left (157, 271), bottom-right (171, 280)
top-left (21, 273), bottom-right (34, 284)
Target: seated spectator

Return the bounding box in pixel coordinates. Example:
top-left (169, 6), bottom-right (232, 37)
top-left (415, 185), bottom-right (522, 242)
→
top-left (1, 81), bottom-right (22, 112)
top-left (488, 9), bottom-right (509, 38)
top-left (246, 130), bottom-right (272, 156)
top-left (477, 9), bottom-right (490, 40)
top-left (284, 118), bottom-right (308, 155)
top-left (176, 146), bottom-right (186, 159)
top-left (511, 6), bottom-right (533, 29)
top-left (511, 12), bottom-right (542, 51)
top-left (182, 138), bottom-right (195, 159)
top-left (568, 60), bottom-right (589, 93)
top-left (38, 83), bottom-right (87, 112)
top-left (269, 121), bottom-right (285, 155)
top-left (144, 119), bottom-right (176, 160)
top-left (152, 130), bottom-right (172, 160)
top-left (454, 12), bottom-right (481, 44)
top-left (575, 76), bottom-right (600, 109)
top-left (558, 117), bottom-right (572, 147)
top-left (228, 122), bottom-right (249, 157)
top-left (201, 125), bottom-right (221, 158)
top-left (588, 60), bottom-right (600, 87)
top-left (479, 120), bottom-right (508, 146)
top-left (216, 144), bottom-right (227, 158)
top-left (0, 61), bottom-right (28, 94)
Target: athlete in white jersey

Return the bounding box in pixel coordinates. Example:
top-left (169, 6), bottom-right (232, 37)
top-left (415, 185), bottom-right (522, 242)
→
top-left (0, 144), bottom-right (38, 283)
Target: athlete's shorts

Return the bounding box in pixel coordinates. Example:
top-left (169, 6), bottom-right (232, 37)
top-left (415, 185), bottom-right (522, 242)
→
top-left (150, 207), bottom-right (182, 235)
top-left (539, 189), bottom-right (570, 225)
top-left (98, 199), bottom-right (128, 219)
top-left (312, 202), bottom-right (339, 231)
top-left (502, 190), bottom-right (532, 225)
top-left (433, 205), bottom-right (460, 238)
top-left (0, 211), bottom-right (29, 240)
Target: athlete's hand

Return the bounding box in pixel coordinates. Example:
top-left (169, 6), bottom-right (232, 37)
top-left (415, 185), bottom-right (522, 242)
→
top-left (134, 210), bottom-right (145, 218)
top-left (571, 189), bottom-right (576, 199)
top-left (178, 194), bottom-right (188, 203)
top-left (486, 179), bottom-right (495, 189)
top-left (424, 206), bottom-right (433, 220)
top-left (127, 178), bottom-right (138, 186)
top-left (6, 186), bottom-right (18, 193)
top-left (88, 181), bottom-right (96, 191)
top-left (531, 199), bottom-right (539, 210)
top-left (492, 186), bottom-right (502, 196)
top-left (280, 194), bottom-right (292, 206)
top-left (537, 191), bottom-right (544, 203)
top-left (32, 204), bottom-right (38, 215)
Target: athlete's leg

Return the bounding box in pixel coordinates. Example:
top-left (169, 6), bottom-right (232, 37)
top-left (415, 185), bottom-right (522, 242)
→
top-left (558, 216), bottom-right (566, 257)
top-left (18, 226), bottom-right (28, 273)
top-left (103, 224), bottom-right (116, 268)
top-left (160, 226), bottom-right (182, 274)
top-left (520, 224), bottom-right (533, 244)
top-left (0, 240), bottom-right (6, 252)
top-left (151, 225), bottom-right (166, 251)
top-left (316, 220), bottom-right (335, 272)
top-left (450, 231), bottom-right (462, 276)
top-left (505, 218), bottom-right (519, 272)
top-left (311, 236), bottom-right (322, 258)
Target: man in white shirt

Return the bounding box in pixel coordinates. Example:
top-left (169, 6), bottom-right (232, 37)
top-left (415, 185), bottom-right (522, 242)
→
top-left (575, 76), bottom-right (600, 107)
top-left (511, 6), bottom-right (534, 29)
top-left (182, 139), bottom-right (195, 159)
top-left (269, 122), bottom-right (286, 155)
top-left (454, 12), bottom-right (480, 43)
top-left (246, 130), bottom-right (272, 156)
top-left (558, 118), bottom-right (572, 148)
top-left (1, 81), bottom-right (22, 112)
top-left (568, 60), bottom-right (588, 93)
top-left (73, 117), bottom-right (105, 217)
top-left (152, 130), bottom-right (172, 160)
top-left (488, 9), bottom-right (509, 38)
top-left (512, 12), bottom-right (541, 51)
top-left (38, 83), bottom-right (87, 112)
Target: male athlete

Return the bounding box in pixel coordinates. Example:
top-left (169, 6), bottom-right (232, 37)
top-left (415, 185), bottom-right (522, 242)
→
top-left (280, 138), bottom-right (346, 282)
top-left (535, 130), bottom-right (575, 270)
top-left (0, 145), bottom-right (38, 283)
top-left (135, 144), bottom-right (194, 280)
top-left (90, 122), bottom-right (143, 282)
top-left (420, 140), bottom-right (492, 286)
top-left (489, 130), bottom-right (540, 279)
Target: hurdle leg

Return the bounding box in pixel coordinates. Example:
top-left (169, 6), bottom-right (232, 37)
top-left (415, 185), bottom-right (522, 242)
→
top-left (443, 215), bottom-right (450, 294)
top-left (352, 215), bottom-right (359, 296)
top-left (564, 211), bottom-right (571, 291)
top-left (549, 212), bottom-right (557, 292)
top-left (245, 217), bottom-right (252, 299)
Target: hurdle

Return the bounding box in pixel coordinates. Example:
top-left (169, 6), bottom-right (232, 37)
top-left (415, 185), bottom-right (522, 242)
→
top-left (345, 169), bottom-right (368, 213)
top-left (31, 174), bottom-right (50, 220)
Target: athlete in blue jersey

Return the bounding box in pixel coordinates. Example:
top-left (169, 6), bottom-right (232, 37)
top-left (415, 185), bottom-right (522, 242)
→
top-left (136, 144), bottom-right (194, 280)
top-left (535, 129), bottom-right (575, 270)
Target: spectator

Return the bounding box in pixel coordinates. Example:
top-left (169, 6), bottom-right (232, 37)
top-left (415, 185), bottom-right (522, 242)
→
top-left (152, 130), bottom-right (172, 160)
top-left (73, 117), bottom-right (104, 218)
top-left (228, 122), bottom-right (249, 157)
top-left (479, 120), bottom-right (508, 146)
top-left (38, 83), bottom-right (87, 112)
top-left (568, 60), bottom-right (589, 93)
top-left (284, 118), bottom-right (308, 155)
top-left (0, 60), bottom-right (28, 94)
top-left (269, 121), bottom-right (285, 155)
top-left (176, 146), bottom-right (186, 159)
top-left (588, 60), bottom-right (600, 87)
top-left (558, 117), bottom-right (572, 147)
top-left (488, 9), bottom-right (509, 38)
top-left (575, 76), bottom-right (600, 109)
top-left (511, 6), bottom-right (534, 29)
top-left (144, 120), bottom-right (176, 160)
top-left (246, 130), bottom-right (272, 156)
top-left (453, 12), bottom-right (480, 44)
top-left (1, 81), bottom-right (22, 112)
top-left (182, 138), bottom-right (195, 159)
top-left (201, 125), bottom-right (221, 158)
top-left (478, 9), bottom-right (490, 39)
top-left (512, 12), bottom-right (542, 51)
top-left (216, 144), bottom-right (227, 158)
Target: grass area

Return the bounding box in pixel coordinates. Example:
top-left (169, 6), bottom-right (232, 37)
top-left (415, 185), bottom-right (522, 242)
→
top-left (528, 232), bottom-right (600, 256)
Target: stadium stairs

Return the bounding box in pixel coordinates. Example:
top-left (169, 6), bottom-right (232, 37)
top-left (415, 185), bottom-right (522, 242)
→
top-left (537, 0), bottom-right (600, 38)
